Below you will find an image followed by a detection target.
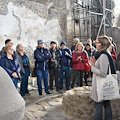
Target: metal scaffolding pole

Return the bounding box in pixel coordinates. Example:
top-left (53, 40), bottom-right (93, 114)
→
top-left (73, 0), bottom-right (76, 38)
top-left (89, 0), bottom-right (91, 39)
top-left (111, 0), bottom-right (113, 37)
top-left (103, 0), bottom-right (106, 35)
top-left (72, 0), bottom-right (113, 41)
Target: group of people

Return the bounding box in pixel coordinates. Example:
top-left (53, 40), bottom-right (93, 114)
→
top-left (0, 35), bottom-right (117, 119)
top-left (0, 39), bottom-right (30, 98)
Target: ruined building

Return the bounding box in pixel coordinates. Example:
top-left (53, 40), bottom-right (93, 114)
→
top-left (0, 0), bottom-right (120, 54)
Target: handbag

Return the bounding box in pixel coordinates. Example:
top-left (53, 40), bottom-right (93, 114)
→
top-left (85, 62), bottom-right (91, 74)
top-left (96, 66), bottom-right (120, 102)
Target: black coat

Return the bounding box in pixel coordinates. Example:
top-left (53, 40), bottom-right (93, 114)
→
top-left (49, 48), bottom-right (62, 69)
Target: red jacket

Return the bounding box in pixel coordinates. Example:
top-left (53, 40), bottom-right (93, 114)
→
top-left (72, 51), bottom-right (88, 70)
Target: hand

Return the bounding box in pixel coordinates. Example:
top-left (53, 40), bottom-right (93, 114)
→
top-left (111, 54), bottom-right (114, 57)
top-left (65, 51), bottom-right (69, 56)
top-left (89, 57), bottom-right (96, 66)
top-left (77, 56), bottom-right (82, 61)
top-left (12, 72), bottom-right (18, 78)
top-left (51, 58), bottom-right (56, 62)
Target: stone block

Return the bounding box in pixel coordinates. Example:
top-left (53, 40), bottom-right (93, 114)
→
top-left (63, 86), bottom-right (120, 120)
top-left (0, 67), bottom-right (25, 120)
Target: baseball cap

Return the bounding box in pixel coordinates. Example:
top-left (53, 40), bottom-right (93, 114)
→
top-left (37, 39), bottom-right (44, 44)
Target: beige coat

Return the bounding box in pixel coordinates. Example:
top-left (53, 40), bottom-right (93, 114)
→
top-left (90, 54), bottom-right (109, 102)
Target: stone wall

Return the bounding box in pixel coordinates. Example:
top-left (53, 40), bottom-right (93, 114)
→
top-left (0, 0), bottom-right (68, 68)
top-left (63, 87), bottom-right (120, 120)
top-left (0, 0), bottom-right (120, 67)
top-left (0, 0), bottom-right (67, 50)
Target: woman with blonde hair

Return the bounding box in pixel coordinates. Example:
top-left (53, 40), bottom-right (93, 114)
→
top-left (90, 35), bottom-right (116, 120)
top-left (0, 45), bottom-right (21, 88)
top-left (71, 42), bottom-right (88, 88)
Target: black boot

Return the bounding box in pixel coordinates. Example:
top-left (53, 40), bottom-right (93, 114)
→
top-left (46, 91), bottom-right (52, 95)
top-left (39, 92), bottom-right (42, 95)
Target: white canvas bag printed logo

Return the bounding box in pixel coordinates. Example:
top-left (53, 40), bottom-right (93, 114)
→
top-left (96, 66), bottom-right (120, 102)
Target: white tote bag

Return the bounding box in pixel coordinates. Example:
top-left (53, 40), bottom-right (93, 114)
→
top-left (96, 66), bottom-right (120, 102)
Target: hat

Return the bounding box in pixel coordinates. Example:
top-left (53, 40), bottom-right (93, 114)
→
top-left (60, 41), bottom-right (66, 46)
top-left (50, 41), bottom-right (56, 45)
top-left (37, 39), bottom-right (44, 44)
top-left (74, 38), bottom-right (79, 42)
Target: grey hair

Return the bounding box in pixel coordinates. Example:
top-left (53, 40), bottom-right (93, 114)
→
top-left (16, 44), bottom-right (21, 53)
top-left (74, 38), bottom-right (79, 42)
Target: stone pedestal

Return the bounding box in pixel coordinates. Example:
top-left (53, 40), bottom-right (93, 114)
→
top-left (0, 67), bottom-right (25, 120)
top-left (63, 86), bottom-right (120, 120)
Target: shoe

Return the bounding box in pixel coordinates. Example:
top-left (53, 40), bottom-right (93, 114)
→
top-left (59, 88), bottom-right (63, 90)
top-left (39, 92), bottom-right (42, 95)
top-left (46, 91), bottom-right (52, 95)
top-left (66, 88), bottom-right (70, 90)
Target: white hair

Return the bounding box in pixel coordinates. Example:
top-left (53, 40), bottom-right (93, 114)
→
top-left (74, 38), bottom-right (79, 42)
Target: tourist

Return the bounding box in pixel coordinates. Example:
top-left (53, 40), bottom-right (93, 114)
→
top-left (16, 44), bottom-right (31, 97)
top-left (71, 38), bottom-right (80, 86)
top-left (49, 41), bottom-right (61, 92)
top-left (108, 44), bottom-right (117, 62)
top-left (0, 45), bottom-right (21, 88)
top-left (34, 39), bottom-right (51, 95)
top-left (86, 39), bottom-right (96, 52)
top-left (84, 43), bottom-right (92, 86)
top-left (90, 35), bottom-right (115, 120)
top-left (0, 39), bottom-right (15, 57)
top-left (71, 38), bottom-right (80, 52)
top-left (59, 41), bottom-right (72, 90)
top-left (71, 42), bottom-right (88, 88)
top-left (109, 37), bottom-right (117, 51)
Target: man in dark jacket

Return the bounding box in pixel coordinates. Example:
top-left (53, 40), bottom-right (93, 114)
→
top-left (49, 41), bottom-right (61, 92)
top-left (59, 41), bottom-right (72, 90)
top-left (0, 39), bottom-right (15, 57)
top-left (34, 39), bottom-right (51, 95)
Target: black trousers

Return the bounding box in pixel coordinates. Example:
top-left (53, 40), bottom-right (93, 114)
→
top-left (94, 100), bottom-right (112, 120)
top-left (71, 70), bottom-right (84, 88)
top-left (49, 67), bottom-right (59, 91)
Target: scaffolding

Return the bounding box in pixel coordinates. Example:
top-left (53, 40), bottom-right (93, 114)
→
top-left (73, 0), bottom-right (113, 41)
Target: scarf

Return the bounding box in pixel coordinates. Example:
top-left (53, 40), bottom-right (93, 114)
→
top-left (94, 50), bottom-right (116, 74)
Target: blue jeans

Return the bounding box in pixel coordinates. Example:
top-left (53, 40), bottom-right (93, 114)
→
top-left (11, 77), bottom-right (18, 89)
top-left (37, 69), bottom-right (49, 93)
top-left (59, 66), bottom-right (70, 89)
top-left (20, 68), bottom-right (29, 97)
top-left (94, 100), bottom-right (112, 120)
